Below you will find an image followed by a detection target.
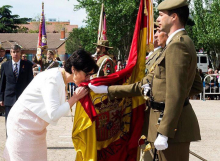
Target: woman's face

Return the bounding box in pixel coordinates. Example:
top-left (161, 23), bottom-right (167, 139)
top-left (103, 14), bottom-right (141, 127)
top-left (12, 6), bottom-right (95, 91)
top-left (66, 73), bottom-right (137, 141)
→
top-left (72, 68), bottom-right (94, 86)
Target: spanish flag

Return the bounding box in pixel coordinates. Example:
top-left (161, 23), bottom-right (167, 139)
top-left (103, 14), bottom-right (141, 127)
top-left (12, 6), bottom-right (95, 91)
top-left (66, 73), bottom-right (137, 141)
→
top-left (72, 0), bottom-right (154, 160)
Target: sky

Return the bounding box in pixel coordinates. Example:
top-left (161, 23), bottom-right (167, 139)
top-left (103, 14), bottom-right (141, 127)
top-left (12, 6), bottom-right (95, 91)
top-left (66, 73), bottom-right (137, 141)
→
top-left (0, 0), bottom-right (87, 27)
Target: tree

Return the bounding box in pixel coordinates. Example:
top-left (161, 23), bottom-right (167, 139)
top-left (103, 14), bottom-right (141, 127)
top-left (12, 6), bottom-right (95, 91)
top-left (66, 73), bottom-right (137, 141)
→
top-left (0, 5), bottom-right (30, 33)
top-left (67, 0), bottom-right (140, 60)
top-left (66, 28), bottom-right (83, 54)
top-left (190, 0), bottom-right (220, 69)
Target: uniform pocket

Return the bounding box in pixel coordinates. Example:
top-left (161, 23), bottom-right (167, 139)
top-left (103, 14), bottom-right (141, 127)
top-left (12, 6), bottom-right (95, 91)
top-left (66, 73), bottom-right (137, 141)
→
top-left (154, 56), bottom-right (165, 79)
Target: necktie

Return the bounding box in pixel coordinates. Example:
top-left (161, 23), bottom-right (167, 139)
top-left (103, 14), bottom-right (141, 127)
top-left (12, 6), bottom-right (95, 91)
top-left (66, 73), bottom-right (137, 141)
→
top-left (0, 58), bottom-right (3, 62)
top-left (14, 63), bottom-right (19, 79)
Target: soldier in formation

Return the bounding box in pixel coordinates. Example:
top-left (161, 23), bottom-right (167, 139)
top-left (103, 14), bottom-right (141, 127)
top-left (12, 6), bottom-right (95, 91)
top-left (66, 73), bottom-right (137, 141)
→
top-left (92, 40), bottom-right (115, 78)
top-left (41, 50), bottom-right (59, 71)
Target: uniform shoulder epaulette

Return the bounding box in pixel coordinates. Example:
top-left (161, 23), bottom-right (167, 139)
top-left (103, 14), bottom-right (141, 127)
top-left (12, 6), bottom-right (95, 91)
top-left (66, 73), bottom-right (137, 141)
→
top-left (175, 35), bottom-right (184, 42)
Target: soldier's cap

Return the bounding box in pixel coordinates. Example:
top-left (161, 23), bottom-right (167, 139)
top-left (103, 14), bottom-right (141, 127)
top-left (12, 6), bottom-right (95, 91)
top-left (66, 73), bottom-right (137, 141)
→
top-left (157, 0), bottom-right (188, 11)
top-left (47, 50), bottom-right (54, 55)
top-left (154, 22), bottom-right (159, 31)
top-left (93, 40), bottom-right (113, 49)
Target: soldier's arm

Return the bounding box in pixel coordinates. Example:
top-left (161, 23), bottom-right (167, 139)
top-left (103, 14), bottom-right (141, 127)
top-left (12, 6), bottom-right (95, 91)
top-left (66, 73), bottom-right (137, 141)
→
top-left (189, 68), bottom-right (202, 97)
top-left (108, 75), bottom-right (149, 100)
top-left (158, 42), bottom-right (190, 138)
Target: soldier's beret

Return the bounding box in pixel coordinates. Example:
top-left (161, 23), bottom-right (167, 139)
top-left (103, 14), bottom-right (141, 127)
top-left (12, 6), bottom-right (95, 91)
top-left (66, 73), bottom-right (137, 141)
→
top-left (157, 0), bottom-right (188, 11)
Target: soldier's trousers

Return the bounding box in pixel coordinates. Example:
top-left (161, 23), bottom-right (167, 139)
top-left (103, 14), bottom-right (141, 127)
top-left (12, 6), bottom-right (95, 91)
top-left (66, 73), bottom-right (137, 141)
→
top-left (158, 142), bottom-right (190, 161)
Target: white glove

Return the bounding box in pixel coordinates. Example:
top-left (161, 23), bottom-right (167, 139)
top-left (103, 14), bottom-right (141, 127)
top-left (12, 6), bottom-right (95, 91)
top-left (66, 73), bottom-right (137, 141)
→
top-left (141, 84), bottom-right (151, 96)
top-left (88, 83), bottom-right (108, 94)
top-left (154, 134), bottom-right (168, 150)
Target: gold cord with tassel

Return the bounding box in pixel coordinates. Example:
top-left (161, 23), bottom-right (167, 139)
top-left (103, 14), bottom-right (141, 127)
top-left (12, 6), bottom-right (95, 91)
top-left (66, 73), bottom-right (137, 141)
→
top-left (144, 0), bottom-right (148, 16)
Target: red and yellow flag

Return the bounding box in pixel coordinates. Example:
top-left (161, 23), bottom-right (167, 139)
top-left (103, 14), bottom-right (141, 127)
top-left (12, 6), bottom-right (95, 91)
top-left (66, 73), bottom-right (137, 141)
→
top-left (72, 0), bottom-right (154, 160)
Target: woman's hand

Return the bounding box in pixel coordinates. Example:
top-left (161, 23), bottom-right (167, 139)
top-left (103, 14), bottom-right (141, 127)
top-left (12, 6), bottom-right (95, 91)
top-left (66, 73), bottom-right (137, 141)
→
top-left (74, 87), bottom-right (89, 100)
top-left (68, 87), bottom-right (89, 107)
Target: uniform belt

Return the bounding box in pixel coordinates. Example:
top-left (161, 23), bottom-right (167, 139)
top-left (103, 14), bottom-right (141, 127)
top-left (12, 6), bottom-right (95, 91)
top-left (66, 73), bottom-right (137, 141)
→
top-left (149, 98), bottom-right (189, 111)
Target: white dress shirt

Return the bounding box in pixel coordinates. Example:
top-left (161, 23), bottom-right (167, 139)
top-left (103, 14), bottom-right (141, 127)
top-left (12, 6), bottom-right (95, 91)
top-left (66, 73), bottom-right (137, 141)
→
top-left (166, 28), bottom-right (185, 45)
top-left (12, 59), bottom-right (20, 75)
top-left (15, 68), bottom-right (70, 125)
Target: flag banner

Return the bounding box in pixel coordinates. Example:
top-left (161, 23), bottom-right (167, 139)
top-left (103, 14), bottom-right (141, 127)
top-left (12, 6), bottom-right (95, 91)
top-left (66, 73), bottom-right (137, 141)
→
top-left (36, 2), bottom-right (47, 61)
top-left (72, 0), bottom-right (154, 161)
top-left (97, 3), bottom-right (107, 42)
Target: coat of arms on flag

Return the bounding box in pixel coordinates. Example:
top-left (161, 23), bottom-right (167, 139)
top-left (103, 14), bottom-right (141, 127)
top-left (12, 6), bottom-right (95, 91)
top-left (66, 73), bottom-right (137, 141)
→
top-left (72, 0), bottom-right (154, 160)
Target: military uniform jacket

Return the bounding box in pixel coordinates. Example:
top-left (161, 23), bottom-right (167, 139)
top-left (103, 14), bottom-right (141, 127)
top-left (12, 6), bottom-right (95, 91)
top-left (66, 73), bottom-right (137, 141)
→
top-left (107, 30), bottom-right (202, 143)
top-left (94, 53), bottom-right (115, 77)
top-left (41, 59), bottom-right (59, 71)
top-left (145, 47), bottom-right (162, 76)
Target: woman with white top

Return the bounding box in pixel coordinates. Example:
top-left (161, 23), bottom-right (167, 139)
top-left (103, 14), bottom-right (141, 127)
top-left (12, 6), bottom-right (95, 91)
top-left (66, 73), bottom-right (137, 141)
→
top-left (3, 49), bottom-right (99, 161)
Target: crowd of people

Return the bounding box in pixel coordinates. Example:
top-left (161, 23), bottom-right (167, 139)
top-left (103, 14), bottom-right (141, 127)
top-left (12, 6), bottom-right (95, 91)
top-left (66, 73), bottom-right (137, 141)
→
top-left (200, 68), bottom-right (220, 100)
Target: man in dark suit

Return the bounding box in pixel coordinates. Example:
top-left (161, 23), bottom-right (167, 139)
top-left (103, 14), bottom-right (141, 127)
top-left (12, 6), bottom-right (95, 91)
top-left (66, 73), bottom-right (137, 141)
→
top-left (0, 46), bottom-right (9, 116)
top-left (0, 45), bottom-right (33, 130)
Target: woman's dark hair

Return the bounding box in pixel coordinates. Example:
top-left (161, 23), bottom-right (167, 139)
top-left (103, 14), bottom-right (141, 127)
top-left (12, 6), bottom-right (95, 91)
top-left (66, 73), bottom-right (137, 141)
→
top-left (64, 49), bottom-right (99, 74)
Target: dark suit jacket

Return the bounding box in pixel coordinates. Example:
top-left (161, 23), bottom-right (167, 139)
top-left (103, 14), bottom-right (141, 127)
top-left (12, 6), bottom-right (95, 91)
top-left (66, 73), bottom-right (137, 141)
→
top-left (0, 60), bottom-right (33, 106)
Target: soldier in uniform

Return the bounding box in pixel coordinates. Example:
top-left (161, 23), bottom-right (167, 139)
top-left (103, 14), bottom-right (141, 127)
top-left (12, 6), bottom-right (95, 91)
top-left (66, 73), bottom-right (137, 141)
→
top-left (145, 22), bottom-right (167, 76)
top-left (41, 50), bottom-right (59, 71)
top-left (140, 25), bottom-right (168, 161)
top-left (93, 40), bottom-right (115, 77)
top-left (0, 46), bottom-right (9, 116)
top-left (89, 0), bottom-right (202, 160)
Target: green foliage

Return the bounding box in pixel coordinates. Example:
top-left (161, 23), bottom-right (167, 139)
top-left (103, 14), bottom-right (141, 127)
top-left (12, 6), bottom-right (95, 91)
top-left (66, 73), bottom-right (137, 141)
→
top-left (67, 0), bottom-right (140, 59)
top-left (0, 5), bottom-right (30, 33)
top-left (17, 26), bottom-right (29, 33)
top-left (66, 28), bottom-right (84, 54)
top-left (190, 0), bottom-right (220, 68)
top-left (29, 30), bottom-right (39, 33)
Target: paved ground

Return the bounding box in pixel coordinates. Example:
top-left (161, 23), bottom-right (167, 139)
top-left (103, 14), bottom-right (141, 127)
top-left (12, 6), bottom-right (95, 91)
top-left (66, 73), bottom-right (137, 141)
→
top-left (0, 100), bottom-right (219, 161)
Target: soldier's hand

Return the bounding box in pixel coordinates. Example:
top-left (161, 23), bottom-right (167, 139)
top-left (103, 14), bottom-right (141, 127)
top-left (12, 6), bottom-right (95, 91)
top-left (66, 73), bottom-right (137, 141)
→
top-left (88, 83), bottom-right (108, 94)
top-left (141, 84), bottom-right (151, 96)
top-left (154, 134), bottom-right (168, 150)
